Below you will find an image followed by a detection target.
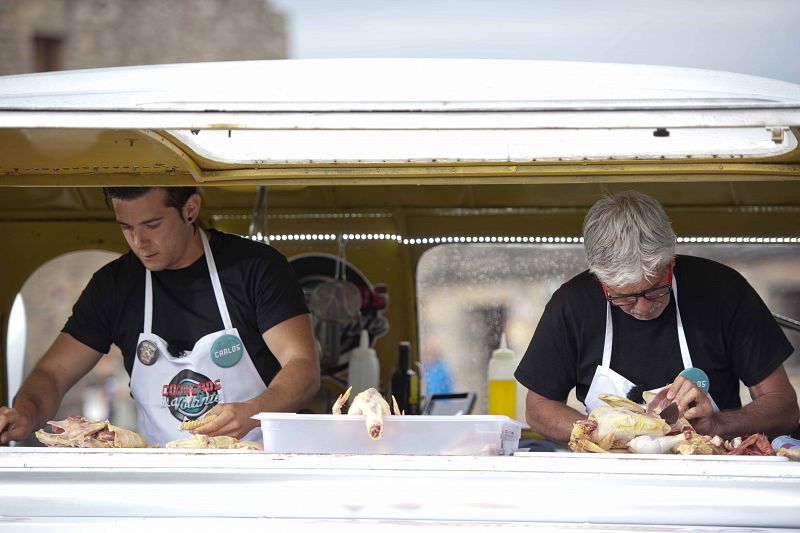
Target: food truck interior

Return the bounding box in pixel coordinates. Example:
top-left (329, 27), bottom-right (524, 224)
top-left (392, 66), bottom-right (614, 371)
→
top-left (1, 59), bottom-right (799, 531)
top-left (1, 59), bottom-right (799, 433)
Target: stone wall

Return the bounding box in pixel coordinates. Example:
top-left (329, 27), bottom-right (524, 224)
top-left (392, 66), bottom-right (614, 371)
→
top-left (0, 0), bottom-right (286, 75)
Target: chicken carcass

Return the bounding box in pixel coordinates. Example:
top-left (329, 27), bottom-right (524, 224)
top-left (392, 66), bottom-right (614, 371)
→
top-left (332, 386), bottom-right (399, 440)
top-left (569, 394), bottom-right (671, 453)
top-left (35, 415), bottom-right (149, 448)
top-left (726, 433), bottom-right (775, 456)
top-left (628, 433), bottom-right (690, 454)
top-left (166, 434), bottom-right (262, 450)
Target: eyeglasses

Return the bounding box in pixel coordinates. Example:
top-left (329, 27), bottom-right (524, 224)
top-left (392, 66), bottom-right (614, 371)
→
top-left (602, 265), bottom-right (672, 307)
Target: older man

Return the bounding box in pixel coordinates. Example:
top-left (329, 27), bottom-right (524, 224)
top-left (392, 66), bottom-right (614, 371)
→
top-left (515, 190), bottom-right (798, 443)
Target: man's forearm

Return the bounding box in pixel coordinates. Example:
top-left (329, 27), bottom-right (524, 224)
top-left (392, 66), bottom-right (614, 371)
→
top-left (526, 394), bottom-right (586, 444)
top-left (12, 370), bottom-right (63, 431)
top-left (251, 357), bottom-right (321, 414)
top-left (712, 392), bottom-right (800, 440)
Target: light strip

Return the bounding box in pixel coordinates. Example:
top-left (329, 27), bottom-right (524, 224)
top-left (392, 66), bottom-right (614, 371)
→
top-left (678, 236), bottom-right (800, 243)
top-left (247, 233), bottom-right (403, 242)
top-left (215, 213), bottom-right (393, 221)
top-left (242, 233), bottom-right (800, 245)
top-left (401, 236), bottom-right (584, 245)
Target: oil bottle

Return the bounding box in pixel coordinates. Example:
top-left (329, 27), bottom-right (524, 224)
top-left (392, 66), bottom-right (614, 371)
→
top-left (390, 341), bottom-right (419, 414)
top-left (487, 332), bottom-right (517, 418)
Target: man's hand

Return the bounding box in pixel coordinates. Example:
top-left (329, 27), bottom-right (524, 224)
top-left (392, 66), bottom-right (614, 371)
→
top-left (188, 402), bottom-right (259, 440)
top-left (0, 406), bottom-right (36, 445)
top-left (666, 375), bottom-right (716, 435)
top-left (182, 314), bottom-right (320, 442)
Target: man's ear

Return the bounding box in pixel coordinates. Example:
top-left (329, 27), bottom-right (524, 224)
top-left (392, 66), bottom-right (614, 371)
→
top-left (183, 193), bottom-right (202, 222)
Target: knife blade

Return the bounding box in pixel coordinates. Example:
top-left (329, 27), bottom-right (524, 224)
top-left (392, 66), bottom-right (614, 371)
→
top-left (659, 402), bottom-right (680, 425)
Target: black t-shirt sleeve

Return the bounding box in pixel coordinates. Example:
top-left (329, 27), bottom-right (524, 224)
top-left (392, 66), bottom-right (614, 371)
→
top-left (61, 267), bottom-right (115, 354)
top-left (251, 246), bottom-right (309, 334)
top-left (515, 287), bottom-right (579, 402)
top-left (724, 272), bottom-right (794, 387)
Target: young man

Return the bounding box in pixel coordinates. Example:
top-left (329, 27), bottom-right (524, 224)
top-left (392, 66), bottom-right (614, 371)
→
top-left (515, 190), bottom-right (799, 443)
top-left (0, 187), bottom-right (320, 446)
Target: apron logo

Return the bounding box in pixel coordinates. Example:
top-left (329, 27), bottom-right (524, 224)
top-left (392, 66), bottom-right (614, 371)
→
top-left (162, 369), bottom-right (222, 422)
top-left (136, 340), bottom-right (159, 366)
top-left (210, 334), bottom-right (244, 368)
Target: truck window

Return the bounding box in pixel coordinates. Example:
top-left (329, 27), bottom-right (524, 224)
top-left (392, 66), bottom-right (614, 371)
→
top-left (416, 241), bottom-right (800, 416)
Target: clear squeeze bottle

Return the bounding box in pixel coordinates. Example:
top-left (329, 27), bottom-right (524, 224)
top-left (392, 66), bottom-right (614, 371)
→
top-left (347, 329), bottom-right (380, 395)
top-left (487, 332), bottom-right (517, 418)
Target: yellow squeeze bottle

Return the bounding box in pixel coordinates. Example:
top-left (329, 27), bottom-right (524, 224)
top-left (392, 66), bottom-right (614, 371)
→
top-left (487, 332), bottom-right (517, 418)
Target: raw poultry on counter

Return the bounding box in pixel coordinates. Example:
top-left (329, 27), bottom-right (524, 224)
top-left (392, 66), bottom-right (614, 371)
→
top-left (34, 415), bottom-right (261, 450)
top-left (569, 387), bottom-right (775, 456)
top-left (166, 434), bottom-right (262, 450)
top-left (35, 415), bottom-right (150, 448)
top-left (332, 386), bottom-right (403, 440)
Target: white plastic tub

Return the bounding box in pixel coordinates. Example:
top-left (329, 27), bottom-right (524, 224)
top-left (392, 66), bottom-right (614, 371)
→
top-left (253, 413), bottom-right (524, 455)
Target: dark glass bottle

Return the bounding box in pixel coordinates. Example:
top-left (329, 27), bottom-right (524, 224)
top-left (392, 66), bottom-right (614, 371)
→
top-left (390, 341), bottom-right (419, 414)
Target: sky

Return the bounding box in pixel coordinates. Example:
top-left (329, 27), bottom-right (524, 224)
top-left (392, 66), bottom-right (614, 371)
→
top-left (270, 0), bottom-right (800, 84)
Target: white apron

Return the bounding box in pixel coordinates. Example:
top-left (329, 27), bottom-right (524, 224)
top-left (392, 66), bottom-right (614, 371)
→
top-left (584, 276), bottom-right (720, 414)
top-left (131, 230), bottom-right (266, 446)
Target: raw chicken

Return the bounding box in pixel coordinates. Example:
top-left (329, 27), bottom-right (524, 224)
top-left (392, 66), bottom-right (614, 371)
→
top-left (166, 434), bottom-right (262, 450)
top-left (569, 393), bottom-right (672, 453)
top-left (332, 386), bottom-right (395, 440)
top-left (628, 433), bottom-right (689, 454)
top-left (571, 389), bottom-right (779, 457)
top-left (35, 415), bottom-right (149, 448)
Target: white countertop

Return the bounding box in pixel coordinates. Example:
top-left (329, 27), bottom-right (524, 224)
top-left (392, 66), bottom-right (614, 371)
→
top-left (1, 448), bottom-right (799, 531)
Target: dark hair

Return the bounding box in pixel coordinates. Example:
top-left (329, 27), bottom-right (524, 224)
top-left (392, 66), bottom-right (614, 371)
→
top-left (102, 187), bottom-right (198, 214)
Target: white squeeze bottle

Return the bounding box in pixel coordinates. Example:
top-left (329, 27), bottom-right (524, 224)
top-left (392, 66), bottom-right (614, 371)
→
top-left (487, 332), bottom-right (517, 419)
top-left (347, 329), bottom-right (380, 395)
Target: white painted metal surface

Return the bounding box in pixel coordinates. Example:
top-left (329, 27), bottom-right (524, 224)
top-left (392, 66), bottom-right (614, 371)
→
top-left (1, 59), bottom-right (799, 165)
top-left (1, 448), bottom-right (798, 531)
top-left (2, 59), bottom-right (800, 111)
top-left (0, 59), bottom-right (798, 130)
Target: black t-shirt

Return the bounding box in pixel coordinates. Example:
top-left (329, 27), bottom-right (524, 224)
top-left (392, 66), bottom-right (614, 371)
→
top-left (63, 229), bottom-right (309, 386)
top-left (515, 255), bottom-right (793, 410)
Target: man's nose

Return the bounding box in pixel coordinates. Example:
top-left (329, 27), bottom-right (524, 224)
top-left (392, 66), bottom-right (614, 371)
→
top-left (131, 229), bottom-right (148, 248)
top-left (632, 296), bottom-right (652, 314)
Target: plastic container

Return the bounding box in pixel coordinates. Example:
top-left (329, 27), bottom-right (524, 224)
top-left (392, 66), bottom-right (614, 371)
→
top-left (253, 413), bottom-right (525, 455)
top-left (347, 329), bottom-right (380, 395)
top-left (771, 435), bottom-right (800, 449)
top-left (488, 332), bottom-right (518, 419)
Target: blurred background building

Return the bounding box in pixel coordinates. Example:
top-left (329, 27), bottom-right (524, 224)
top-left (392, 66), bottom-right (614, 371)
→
top-left (0, 0), bottom-right (286, 74)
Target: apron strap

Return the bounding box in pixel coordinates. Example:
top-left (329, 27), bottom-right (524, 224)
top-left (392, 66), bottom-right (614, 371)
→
top-left (144, 269), bottom-right (153, 334)
top-left (601, 300), bottom-right (613, 367)
top-left (200, 229), bottom-right (233, 331)
top-left (671, 275), bottom-right (693, 369)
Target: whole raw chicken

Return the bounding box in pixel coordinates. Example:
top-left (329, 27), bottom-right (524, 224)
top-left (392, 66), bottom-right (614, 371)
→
top-left (569, 394), bottom-right (670, 452)
top-left (332, 386), bottom-right (400, 440)
top-left (35, 415), bottom-right (149, 448)
top-left (570, 390), bottom-right (777, 456)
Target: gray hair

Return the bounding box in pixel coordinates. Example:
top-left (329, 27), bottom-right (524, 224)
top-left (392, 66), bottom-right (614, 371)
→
top-left (583, 190), bottom-right (676, 287)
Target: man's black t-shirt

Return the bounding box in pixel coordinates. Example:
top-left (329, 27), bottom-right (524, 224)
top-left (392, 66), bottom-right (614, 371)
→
top-left (63, 229), bottom-right (309, 386)
top-left (514, 255), bottom-right (793, 410)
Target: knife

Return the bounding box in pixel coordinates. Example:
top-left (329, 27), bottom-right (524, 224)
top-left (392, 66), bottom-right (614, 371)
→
top-left (659, 401), bottom-right (680, 425)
